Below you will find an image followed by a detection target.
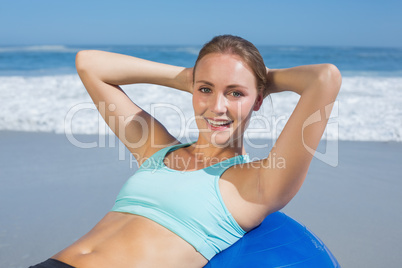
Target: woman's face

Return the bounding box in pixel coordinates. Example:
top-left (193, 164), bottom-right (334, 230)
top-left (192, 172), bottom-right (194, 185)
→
top-left (192, 53), bottom-right (262, 146)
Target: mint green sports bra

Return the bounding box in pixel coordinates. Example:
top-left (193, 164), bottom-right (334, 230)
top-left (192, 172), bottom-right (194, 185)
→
top-left (111, 141), bottom-right (251, 260)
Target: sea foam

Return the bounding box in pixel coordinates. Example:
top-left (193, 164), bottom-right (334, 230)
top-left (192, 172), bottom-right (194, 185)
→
top-left (0, 75), bottom-right (401, 142)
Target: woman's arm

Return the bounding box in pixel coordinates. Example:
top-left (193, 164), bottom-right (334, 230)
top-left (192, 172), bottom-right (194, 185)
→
top-left (265, 65), bottom-right (338, 95)
top-left (264, 64), bottom-right (341, 211)
top-left (247, 64), bottom-right (342, 215)
top-left (76, 50), bottom-right (193, 92)
top-left (75, 50), bottom-right (193, 160)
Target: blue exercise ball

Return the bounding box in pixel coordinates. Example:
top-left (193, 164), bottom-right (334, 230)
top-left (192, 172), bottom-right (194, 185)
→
top-left (204, 212), bottom-right (340, 267)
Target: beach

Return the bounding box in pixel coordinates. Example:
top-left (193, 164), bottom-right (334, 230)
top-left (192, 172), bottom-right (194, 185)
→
top-left (1, 44), bottom-right (402, 267)
top-left (0, 131), bottom-right (401, 267)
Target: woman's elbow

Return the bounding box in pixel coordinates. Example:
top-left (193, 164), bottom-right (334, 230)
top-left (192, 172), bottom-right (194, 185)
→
top-left (320, 64), bottom-right (342, 91)
top-left (313, 64), bottom-right (342, 99)
top-left (75, 50), bottom-right (97, 75)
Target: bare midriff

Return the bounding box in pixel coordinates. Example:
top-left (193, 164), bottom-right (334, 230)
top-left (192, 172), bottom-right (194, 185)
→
top-left (52, 212), bottom-right (209, 268)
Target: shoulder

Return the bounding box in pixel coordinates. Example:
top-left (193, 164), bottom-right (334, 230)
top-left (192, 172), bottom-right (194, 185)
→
top-left (221, 157), bottom-right (284, 214)
top-left (220, 159), bottom-right (269, 192)
top-left (219, 160), bottom-right (275, 230)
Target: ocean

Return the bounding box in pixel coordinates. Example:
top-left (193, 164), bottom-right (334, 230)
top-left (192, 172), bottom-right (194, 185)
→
top-left (0, 45), bottom-right (401, 142)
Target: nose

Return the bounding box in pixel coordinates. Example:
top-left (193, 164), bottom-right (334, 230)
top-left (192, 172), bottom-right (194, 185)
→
top-left (210, 94), bottom-right (227, 115)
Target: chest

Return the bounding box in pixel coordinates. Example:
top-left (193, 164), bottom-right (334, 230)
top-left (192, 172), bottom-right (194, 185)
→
top-left (119, 168), bottom-right (220, 217)
top-left (163, 151), bottom-right (218, 172)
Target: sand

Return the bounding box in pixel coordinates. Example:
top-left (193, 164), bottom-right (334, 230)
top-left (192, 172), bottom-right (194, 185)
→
top-left (0, 131), bottom-right (401, 267)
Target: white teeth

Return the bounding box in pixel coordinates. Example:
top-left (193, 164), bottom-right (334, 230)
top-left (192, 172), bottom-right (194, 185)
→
top-left (206, 119), bottom-right (233, 126)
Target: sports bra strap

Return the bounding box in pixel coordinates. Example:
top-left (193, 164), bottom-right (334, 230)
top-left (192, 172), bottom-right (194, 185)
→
top-left (139, 141), bottom-right (250, 173)
top-left (138, 142), bottom-right (194, 171)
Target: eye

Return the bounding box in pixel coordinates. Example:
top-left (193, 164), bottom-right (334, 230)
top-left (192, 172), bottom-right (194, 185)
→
top-left (230, 91), bottom-right (244, 98)
top-left (199, 87), bottom-right (212, 93)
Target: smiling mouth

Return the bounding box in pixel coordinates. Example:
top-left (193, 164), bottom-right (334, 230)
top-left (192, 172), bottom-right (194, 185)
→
top-left (205, 118), bottom-right (234, 129)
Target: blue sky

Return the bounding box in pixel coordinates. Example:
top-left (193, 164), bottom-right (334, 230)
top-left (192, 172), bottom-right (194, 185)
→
top-left (1, 0), bottom-right (401, 47)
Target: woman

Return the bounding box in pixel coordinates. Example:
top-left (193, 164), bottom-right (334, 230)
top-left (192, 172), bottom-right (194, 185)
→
top-left (30, 35), bottom-right (341, 268)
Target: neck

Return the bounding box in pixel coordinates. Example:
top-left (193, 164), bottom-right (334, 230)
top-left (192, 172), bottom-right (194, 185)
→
top-left (188, 136), bottom-right (246, 161)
